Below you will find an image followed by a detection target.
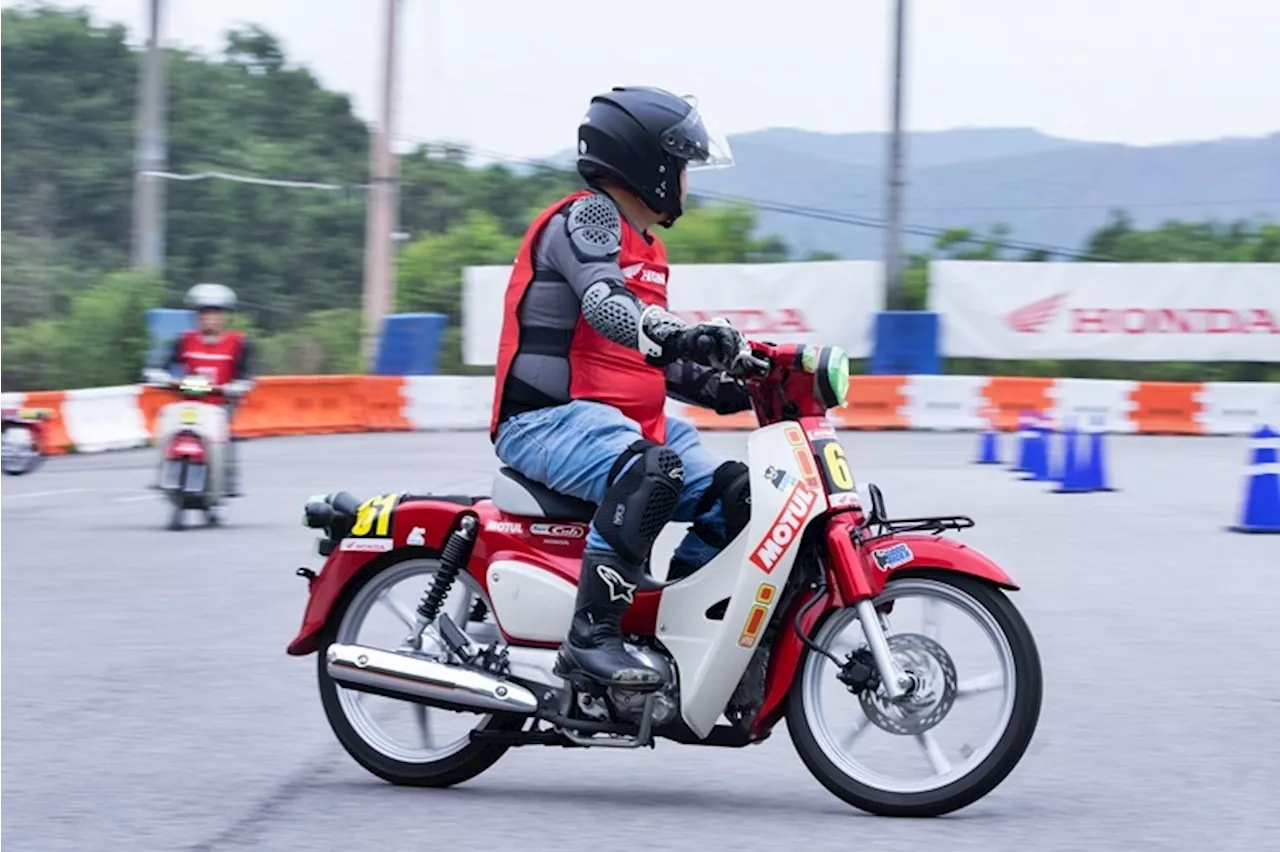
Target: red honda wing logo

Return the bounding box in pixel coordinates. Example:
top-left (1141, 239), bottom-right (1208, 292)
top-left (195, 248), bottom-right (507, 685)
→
top-left (1006, 292), bottom-right (1067, 333)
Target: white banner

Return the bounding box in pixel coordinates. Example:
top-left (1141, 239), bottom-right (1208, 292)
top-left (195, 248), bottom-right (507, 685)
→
top-left (463, 260), bottom-right (884, 366)
top-left (929, 261), bottom-right (1280, 361)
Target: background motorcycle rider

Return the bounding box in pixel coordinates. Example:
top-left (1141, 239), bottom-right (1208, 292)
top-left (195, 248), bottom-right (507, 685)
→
top-left (144, 283), bottom-right (254, 496)
top-left (489, 86), bottom-right (755, 692)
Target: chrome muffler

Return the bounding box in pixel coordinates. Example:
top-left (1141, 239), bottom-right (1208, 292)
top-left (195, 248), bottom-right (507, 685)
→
top-left (325, 643), bottom-right (540, 715)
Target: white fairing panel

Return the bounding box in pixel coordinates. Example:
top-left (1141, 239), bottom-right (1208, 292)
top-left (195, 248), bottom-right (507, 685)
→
top-left (155, 401), bottom-right (229, 445)
top-left (658, 422), bottom-right (827, 737)
top-left (487, 560), bottom-right (577, 644)
top-left (154, 401), bottom-right (228, 489)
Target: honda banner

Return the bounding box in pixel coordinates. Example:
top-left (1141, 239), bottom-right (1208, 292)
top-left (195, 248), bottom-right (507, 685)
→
top-left (462, 260), bottom-right (884, 366)
top-left (929, 261), bottom-right (1280, 361)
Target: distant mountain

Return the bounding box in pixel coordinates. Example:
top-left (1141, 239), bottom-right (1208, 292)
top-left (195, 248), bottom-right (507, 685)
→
top-left (548, 128), bottom-right (1280, 258)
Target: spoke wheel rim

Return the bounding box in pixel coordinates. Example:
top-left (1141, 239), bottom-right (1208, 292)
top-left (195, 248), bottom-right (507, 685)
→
top-left (801, 577), bottom-right (1018, 794)
top-left (334, 558), bottom-right (494, 764)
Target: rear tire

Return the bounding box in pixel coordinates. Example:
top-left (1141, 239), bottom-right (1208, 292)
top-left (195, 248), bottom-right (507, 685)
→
top-left (787, 571), bottom-right (1042, 817)
top-left (317, 554), bottom-right (525, 787)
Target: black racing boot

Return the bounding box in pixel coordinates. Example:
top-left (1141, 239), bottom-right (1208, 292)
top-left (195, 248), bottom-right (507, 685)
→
top-left (554, 549), bottom-right (663, 692)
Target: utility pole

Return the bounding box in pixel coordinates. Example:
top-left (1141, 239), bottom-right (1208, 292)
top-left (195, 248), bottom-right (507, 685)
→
top-left (131, 0), bottom-right (167, 273)
top-left (361, 0), bottom-right (402, 366)
top-left (883, 0), bottom-right (908, 309)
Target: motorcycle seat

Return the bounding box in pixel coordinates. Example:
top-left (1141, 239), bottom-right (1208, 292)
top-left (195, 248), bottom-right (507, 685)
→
top-left (491, 467), bottom-right (596, 520)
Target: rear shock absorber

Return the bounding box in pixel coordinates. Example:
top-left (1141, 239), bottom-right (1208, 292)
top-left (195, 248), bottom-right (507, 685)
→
top-left (415, 515), bottom-right (478, 624)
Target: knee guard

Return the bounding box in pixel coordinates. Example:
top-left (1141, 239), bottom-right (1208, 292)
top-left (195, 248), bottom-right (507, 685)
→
top-left (689, 461), bottom-right (751, 548)
top-left (594, 440), bottom-right (685, 565)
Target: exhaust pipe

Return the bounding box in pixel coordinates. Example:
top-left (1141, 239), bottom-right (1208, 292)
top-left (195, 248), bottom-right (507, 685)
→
top-left (325, 643), bottom-right (540, 715)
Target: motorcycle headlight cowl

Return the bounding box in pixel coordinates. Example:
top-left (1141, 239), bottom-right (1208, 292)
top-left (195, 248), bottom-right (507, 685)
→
top-left (798, 345), bottom-right (851, 410)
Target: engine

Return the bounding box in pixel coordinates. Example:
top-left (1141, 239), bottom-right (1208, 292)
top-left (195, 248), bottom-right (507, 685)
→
top-left (576, 643), bottom-right (680, 727)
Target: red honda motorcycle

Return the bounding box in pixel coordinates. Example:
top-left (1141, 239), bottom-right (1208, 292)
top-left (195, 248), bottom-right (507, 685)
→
top-left (286, 340), bottom-right (1042, 817)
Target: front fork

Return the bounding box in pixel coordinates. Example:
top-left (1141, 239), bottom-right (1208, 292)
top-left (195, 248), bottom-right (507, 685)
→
top-left (825, 515), bottom-right (914, 702)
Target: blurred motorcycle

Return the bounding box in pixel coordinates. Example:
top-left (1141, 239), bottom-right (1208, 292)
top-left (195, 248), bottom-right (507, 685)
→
top-left (1, 406), bottom-right (52, 476)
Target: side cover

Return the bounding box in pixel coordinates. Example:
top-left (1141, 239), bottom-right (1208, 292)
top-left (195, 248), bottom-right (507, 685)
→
top-left (657, 422), bottom-right (828, 738)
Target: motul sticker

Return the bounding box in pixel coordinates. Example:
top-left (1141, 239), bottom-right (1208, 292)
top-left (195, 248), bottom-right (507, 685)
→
top-left (530, 523), bottom-right (586, 538)
top-left (870, 543), bottom-right (914, 572)
top-left (339, 537), bottom-right (393, 553)
top-left (485, 520), bottom-right (524, 534)
top-left (750, 481), bottom-right (819, 572)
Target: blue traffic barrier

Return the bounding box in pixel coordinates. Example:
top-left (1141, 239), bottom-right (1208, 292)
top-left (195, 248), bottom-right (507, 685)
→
top-left (373, 313), bottom-right (448, 376)
top-left (1228, 424), bottom-right (1280, 534)
top-left (868, 311), bottom-right (941, 375)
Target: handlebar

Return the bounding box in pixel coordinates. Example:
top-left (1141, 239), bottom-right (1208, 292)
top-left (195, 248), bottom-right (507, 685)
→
top-left (692, 332), bottom-right (772, 380)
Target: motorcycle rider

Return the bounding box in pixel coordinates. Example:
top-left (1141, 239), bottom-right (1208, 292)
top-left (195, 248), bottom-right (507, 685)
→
top-left (490, 86), bottom-right (754, 692)
top-left (144, 283), bottom-right (254, 496)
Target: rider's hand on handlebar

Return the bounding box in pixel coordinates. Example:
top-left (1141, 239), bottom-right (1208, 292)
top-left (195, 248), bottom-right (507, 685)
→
top-left (679, 320), bottom-right (749, 373)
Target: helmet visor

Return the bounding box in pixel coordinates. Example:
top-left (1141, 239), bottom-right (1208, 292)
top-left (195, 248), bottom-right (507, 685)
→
top-left (660, 96), bottom-right (734, 172)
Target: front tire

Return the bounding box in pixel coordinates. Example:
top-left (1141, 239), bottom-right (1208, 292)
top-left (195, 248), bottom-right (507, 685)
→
top-left (1, 425), bottom-right (44, 476)
top-left (787, 571), bottom-right (1042, 817)
top-left (317, 554), bottom-right (525, 787)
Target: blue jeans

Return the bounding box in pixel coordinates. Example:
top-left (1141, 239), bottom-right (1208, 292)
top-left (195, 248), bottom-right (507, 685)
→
top-left (494, 400), bottom-right (729, 572)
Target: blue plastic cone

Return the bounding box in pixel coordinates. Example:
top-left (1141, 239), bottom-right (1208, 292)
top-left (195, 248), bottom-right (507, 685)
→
top-left (1228, 425), bottom-right (1280, 534)
top-left (1012, 411), bottom-right (1036, 473)
top-left (976, 428), bottom-right (1001, 465)
top-left (1020, 420), bottom-right (1053, 481)
top-left (1052, 423), bottom-right (1093, 493)
top-left (1083, 415), bottom-right (1117, 492)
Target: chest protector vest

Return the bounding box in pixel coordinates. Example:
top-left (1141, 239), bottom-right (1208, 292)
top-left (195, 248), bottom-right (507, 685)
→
top-left (178, 329), bottom-right (245, 403)
top-left (491, 190), bottom-right (672, 443)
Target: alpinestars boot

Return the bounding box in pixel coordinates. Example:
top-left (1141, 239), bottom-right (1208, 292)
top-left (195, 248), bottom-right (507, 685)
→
top-left (554, 549), bottom-right (663, 691)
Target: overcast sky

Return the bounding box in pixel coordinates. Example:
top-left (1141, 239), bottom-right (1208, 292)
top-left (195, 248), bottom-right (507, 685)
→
top-left (8, 0), bottom-right (1279, 160)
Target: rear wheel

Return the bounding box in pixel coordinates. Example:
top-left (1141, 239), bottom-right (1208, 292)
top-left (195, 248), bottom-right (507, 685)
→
top-left (317, 554), bottom-right (524, 786)
top-left (787, 571), bottom-right (1042, 817)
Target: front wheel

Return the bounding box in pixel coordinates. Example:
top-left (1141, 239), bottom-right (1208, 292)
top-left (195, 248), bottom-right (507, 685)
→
top-left (317, 554), bottom-right (524, 787)
top-left (787, 571), bottom-right (1042, 817)
top-left (1, 425), bottom-right (44, 476)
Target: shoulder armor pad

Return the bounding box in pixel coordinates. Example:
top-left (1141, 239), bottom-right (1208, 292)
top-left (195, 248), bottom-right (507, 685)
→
top-left (565, 193), bottom-right (622, 261)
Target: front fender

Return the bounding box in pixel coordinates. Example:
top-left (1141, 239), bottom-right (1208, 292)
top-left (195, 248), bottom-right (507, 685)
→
top-left (864, 533), bottom-right (1019, 595)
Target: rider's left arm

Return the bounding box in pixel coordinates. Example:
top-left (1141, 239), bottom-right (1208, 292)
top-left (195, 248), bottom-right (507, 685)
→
top-left (663, 359), bottom-right (752, 414)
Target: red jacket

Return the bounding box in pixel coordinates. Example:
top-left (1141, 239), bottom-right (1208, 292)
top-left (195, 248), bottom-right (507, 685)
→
top-left (491, 190), bottom-right (672, 443)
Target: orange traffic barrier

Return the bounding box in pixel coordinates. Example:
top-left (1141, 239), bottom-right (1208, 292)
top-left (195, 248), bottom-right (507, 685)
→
top-left (16, 391), bottom-right (71, 454)
top-left (1129, 381), bottom-right (1205, 434)
top-left (831, 376), bottom-right (909, 430)
top-left (356, 376), bottom-right (413, 432)
top-left (981, 377), bottom-right (1056, 432)
top-left (674, 405), bottom-right (758, 431)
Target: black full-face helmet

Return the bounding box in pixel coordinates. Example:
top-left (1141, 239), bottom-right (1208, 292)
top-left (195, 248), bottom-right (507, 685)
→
top-left (576, 86), bottom-right (734, 226)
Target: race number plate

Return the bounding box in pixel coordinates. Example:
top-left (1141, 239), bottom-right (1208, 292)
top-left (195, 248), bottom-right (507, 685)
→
top-left (349, 493), bottom-right (403, 539)
top-left (809, 435), bottom-right (860, 508)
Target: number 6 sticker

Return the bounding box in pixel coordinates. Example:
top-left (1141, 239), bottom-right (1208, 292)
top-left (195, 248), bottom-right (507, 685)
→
top-left (814, 438), bottom-right (857, 494)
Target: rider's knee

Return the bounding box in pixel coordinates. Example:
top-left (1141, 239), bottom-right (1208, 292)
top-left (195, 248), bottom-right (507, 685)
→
top-left (593, 439), bottom-right (684, 565)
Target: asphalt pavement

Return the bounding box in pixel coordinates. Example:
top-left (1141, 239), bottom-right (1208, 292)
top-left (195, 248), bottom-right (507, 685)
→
top-left (3, 429), bottom-right (1278, 852)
